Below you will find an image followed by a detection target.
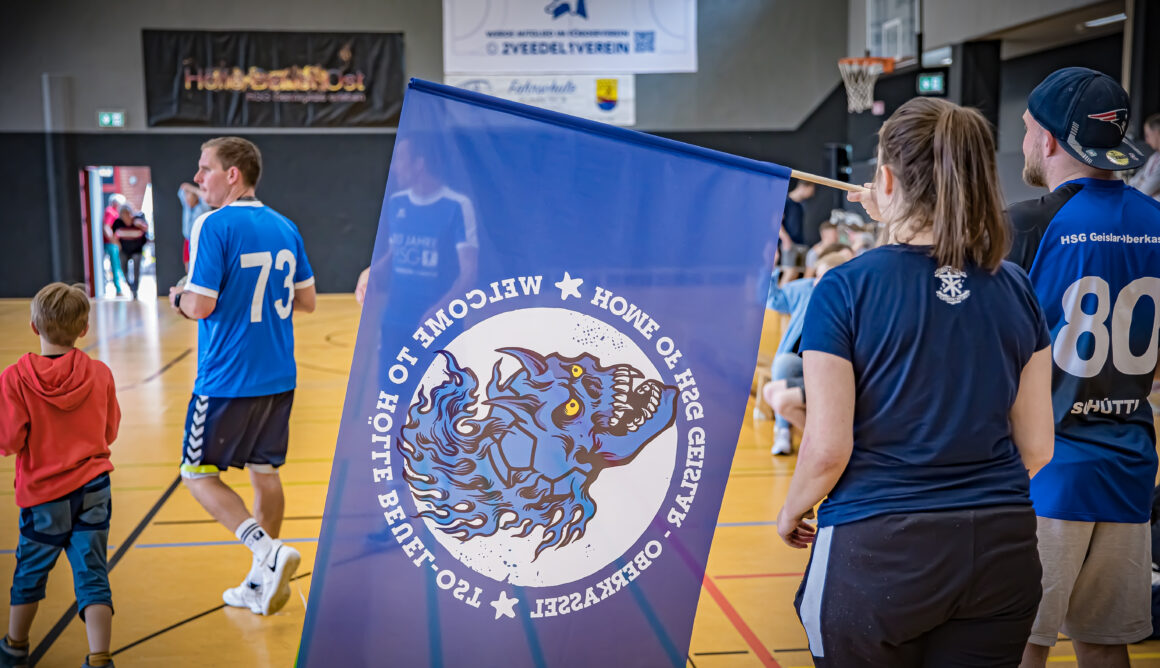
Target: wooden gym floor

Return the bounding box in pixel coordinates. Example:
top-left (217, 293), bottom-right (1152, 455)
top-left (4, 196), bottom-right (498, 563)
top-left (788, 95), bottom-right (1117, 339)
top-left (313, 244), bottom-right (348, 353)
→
top-left (1, 295), bottom-right (1158, 667)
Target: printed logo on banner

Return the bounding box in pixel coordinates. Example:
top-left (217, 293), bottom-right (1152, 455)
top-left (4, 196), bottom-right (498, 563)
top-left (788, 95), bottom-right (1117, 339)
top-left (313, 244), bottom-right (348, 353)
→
top-left (368, 272), bottom-right (708, 619)
top-left (596, 79), bottom-right (618, 111)
top-left (546, 0), bottom-right (588, 19)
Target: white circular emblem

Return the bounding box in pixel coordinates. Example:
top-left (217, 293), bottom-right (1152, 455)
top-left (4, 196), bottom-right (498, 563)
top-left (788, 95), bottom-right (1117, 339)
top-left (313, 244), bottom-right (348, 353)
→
top-left (401, 307), bottom-right (678, 588)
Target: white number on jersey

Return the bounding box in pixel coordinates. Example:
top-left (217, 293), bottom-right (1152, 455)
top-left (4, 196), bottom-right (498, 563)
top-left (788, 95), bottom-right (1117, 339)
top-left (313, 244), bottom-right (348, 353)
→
top-left (1054, 275), bottom-right (1160, 378)
top-left (239, 249), bottom-right (297, 323)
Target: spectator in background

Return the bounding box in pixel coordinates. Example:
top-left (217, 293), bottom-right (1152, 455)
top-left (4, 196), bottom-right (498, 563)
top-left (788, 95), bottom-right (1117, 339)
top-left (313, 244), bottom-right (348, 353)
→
top-left (777, 181), bottom-right (816, 285)
top-left (804, 220), bottom-right (840, 277)
top-left (178, 183), bottom-right (211, 272)
top-left (1127, 113), bottom-right (1160, 200)
top-left (101, 195), bottom-right (129, 297)
top-left (762, 248), bottom-right (853, 455)
top-left (112, 205), bottom-right (148, 300)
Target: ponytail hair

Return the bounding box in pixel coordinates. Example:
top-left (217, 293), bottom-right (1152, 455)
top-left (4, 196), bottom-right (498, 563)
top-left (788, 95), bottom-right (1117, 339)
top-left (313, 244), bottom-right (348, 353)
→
top-left (878, 97), bottom-right (1010, 271)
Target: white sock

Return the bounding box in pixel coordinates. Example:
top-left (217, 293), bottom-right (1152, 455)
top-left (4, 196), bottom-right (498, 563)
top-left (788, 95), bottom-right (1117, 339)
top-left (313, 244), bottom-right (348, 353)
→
top-left (234, 518), bottom-right (275, 564)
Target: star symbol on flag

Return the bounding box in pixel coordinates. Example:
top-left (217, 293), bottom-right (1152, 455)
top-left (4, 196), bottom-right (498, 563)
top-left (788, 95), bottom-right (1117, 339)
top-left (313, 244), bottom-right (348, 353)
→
top-left (490, 590), bottom-right (519, 620)
top-left (555, 272), bottom-right (583, 300)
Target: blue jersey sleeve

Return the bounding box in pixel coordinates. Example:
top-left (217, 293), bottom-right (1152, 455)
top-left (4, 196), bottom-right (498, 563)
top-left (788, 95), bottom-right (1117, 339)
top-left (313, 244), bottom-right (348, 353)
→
top-left (187, 214), bottom-right (226, 298)
top-left (799, 272), bottom-right (853, 361)
top-left (293, 233), bottom-right (315, 288)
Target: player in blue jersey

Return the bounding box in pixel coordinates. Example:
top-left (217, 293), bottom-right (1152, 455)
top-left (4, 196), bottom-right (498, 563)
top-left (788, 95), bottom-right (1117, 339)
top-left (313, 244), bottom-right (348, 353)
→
top-left (1008, 68), bottom-right (1159, 668)
top-left (168, 137), bottom-right (316, 617)
top-left (778, 97), bottom-right (1055, 666)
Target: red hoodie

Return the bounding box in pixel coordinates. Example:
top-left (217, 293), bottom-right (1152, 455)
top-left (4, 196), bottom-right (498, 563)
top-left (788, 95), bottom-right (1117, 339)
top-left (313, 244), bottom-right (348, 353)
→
top-left (0, 349), bottom-right (119, 508)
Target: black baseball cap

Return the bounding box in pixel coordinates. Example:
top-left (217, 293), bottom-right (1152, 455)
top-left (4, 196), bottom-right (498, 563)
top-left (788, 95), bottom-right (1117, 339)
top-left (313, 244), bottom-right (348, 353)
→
top-left (1028, 67), bottom-right (1145, 171)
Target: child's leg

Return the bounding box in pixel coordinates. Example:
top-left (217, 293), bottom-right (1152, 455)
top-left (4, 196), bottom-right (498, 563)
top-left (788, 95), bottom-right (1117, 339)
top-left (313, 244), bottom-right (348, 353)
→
top-left (7, 601), bottom-right (37, 643)
top-left (81, 604), bottom-right (112, 655)
top-left (63, 475), bottom-right (113, 656)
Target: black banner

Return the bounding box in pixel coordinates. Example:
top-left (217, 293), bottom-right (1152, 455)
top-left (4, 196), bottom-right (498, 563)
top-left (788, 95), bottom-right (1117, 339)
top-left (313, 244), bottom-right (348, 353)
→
top-left (143, 30), bottom-right (405, 127)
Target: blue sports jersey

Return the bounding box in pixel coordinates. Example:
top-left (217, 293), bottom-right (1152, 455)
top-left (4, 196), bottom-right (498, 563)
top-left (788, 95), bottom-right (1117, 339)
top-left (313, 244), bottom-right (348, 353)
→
top-left (1010, 178), bottom-right (1160, 523)
top-left (386, 187), bottom-right (477, 312)
top-left (801, 245), bottom-right (1050, 527)
top-left (186, 200), bottom-right (314, 398)
top-left (767, 277), bottom-right (814, 355)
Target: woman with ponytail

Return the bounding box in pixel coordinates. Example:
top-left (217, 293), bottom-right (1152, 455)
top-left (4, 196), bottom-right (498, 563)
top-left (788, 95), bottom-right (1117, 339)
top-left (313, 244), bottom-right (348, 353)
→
top-left (776, 97), bottom-right (1056, 666)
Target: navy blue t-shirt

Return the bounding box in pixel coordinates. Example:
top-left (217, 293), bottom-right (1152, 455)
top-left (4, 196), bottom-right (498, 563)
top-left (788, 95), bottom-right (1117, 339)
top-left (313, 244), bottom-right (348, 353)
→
top-left (800, 245), bottom-right (1051, 527)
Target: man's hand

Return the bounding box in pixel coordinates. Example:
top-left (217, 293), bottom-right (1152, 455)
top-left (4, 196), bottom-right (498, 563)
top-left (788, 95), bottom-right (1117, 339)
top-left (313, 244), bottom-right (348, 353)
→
top-left (776, 505), bottom-right (817, 549)
top-left (168, 286), bottom-right (191, 319)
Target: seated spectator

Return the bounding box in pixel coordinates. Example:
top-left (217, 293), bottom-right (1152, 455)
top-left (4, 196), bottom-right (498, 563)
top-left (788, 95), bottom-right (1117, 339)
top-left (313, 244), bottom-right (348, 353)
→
top-left (1127, 113), bottom-right (1160, 200)
top-left (762, 248), bottom-right (853, 455)
top-left (804, 221), bottom-right (841, 277)
top-left (777, 181), bottom-right (817, 285)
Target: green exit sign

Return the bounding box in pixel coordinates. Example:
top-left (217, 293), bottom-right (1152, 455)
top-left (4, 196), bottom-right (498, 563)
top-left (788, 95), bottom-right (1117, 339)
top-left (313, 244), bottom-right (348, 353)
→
top-left (917, 73), bottom-right (946, 96)
top-left (97, 110), bottom-right (125, 128)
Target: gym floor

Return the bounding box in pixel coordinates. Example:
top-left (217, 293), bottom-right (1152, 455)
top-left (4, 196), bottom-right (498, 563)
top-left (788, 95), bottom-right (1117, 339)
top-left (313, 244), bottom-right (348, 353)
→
top-left (1, 296), bottom-right (1157, 667)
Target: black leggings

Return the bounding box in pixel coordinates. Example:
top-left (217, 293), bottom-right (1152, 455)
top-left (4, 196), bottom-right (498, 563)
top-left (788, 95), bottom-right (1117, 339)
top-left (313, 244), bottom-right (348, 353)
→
top-left (119, 248), bottom-right (143, 297)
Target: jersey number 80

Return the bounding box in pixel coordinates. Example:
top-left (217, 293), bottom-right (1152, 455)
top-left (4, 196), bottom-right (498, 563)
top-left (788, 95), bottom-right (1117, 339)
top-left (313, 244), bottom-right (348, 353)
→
top-left (1054, 275), bottom-right (1160, 378)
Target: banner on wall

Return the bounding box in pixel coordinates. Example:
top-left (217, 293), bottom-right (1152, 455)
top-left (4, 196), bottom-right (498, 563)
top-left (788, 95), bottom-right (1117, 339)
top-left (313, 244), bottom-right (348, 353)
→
top-left (297, 80), bottom-right (787, 667)
top-left (445, 74), bottom-right (635, 125)
top-left (443, 0), bottom-right (697, 74)
top-left (142, 30), bottom-right (405, 127)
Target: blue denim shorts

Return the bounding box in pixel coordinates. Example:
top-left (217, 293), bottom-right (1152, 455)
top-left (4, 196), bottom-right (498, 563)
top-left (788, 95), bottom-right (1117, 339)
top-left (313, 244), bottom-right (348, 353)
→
top-left (11, 473), bottom-right (113, 618)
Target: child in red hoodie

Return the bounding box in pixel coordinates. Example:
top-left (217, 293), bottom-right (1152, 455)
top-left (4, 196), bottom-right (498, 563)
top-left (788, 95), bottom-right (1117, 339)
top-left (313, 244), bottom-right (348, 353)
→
top-left (0, 283), bottom-right (120, 668)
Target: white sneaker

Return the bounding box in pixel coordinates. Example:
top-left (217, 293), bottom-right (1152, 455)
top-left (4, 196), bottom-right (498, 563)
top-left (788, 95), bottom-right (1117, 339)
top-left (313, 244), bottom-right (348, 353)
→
top-left (771, 427), bottom-right (792, 456)
top-left (258, 541), bottom-right (300, 615)
top-left (223, 580), bottom-right (262, 613)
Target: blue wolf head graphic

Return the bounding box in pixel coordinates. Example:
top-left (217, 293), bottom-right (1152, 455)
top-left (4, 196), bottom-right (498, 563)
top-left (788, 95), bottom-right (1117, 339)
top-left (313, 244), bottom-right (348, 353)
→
top-left (401, 347), bottom-right (678, 558)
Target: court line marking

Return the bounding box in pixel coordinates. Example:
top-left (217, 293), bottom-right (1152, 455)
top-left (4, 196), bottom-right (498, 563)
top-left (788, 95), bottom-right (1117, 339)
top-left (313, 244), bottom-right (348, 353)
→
top-left (29, 476), bottom-right (182, 666)
top-left (701, 575), bottom-right (781, 668)
top-left (153, 515), bottom-right (323, 526)
top-left (112, 570), bottom-right (313, 657)
top-left (714, 572), bottom-right (803, 580)
top-left (135, 537), bottom-right (319, 549)
top-left (116, 348), bottom-right (193, 391)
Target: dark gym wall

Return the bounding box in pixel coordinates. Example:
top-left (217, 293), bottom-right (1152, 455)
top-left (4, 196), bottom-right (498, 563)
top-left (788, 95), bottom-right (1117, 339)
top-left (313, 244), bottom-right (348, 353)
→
top-left (1, 0), bottom-right (850, 297)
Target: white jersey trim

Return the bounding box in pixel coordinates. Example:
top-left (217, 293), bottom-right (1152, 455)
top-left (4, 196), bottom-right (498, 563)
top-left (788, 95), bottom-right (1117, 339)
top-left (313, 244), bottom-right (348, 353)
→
top-left (294, 276), bottom-right (316, 289)
top-left (184, 283), bottom-right (219, 299)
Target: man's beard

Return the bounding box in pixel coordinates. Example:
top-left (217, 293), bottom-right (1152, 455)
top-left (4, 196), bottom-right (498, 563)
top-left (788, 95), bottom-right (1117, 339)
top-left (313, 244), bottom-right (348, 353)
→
top-left (1023, 152), bottom-right (1047, 188)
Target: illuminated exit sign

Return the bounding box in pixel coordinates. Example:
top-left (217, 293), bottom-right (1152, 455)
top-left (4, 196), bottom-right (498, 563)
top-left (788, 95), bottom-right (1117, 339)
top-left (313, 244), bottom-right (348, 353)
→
top-left (97, 110), bottom-right (125, 128)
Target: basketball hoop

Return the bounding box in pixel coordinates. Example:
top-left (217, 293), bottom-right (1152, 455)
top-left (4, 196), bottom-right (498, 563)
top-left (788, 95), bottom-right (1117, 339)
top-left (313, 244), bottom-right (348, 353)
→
top-left (838, 57), bottom-right (895, 113)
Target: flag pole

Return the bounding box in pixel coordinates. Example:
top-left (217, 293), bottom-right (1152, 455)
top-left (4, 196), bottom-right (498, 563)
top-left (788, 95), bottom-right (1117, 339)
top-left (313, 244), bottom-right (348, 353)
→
top-left (790, 169), bottom-right (870, 194)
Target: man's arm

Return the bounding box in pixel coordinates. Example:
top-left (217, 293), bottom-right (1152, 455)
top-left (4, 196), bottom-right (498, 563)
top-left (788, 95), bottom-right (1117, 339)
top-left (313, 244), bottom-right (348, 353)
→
top-left (294, 285), bottom-right (317, 313)
top-left (170, 288), bottom-right (216, 320)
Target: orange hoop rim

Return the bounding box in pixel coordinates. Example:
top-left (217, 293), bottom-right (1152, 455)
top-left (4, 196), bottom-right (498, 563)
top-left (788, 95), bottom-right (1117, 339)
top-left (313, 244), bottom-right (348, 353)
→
top-left (838, 56), bottom-right (895, 74)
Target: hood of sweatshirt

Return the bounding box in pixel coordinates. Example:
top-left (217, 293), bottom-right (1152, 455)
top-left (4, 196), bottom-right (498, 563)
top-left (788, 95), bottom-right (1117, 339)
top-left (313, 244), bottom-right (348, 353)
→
top-left (15, 349), bottom-right (96, 411)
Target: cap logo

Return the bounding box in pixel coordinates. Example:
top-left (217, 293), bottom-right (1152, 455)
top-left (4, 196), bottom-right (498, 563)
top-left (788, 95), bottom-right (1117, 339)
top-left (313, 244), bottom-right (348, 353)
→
top-left (1106, 150), bottom-right (1129, 166)
top-left (1088, 109), bottom-right (1127, 133)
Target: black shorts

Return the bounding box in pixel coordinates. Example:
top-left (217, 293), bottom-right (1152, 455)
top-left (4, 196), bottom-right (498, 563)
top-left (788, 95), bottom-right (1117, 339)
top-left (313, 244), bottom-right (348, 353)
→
top-left (179, 390), bottom-right (294, 477)
top-left (794, 504), bottom-right (1041, 667)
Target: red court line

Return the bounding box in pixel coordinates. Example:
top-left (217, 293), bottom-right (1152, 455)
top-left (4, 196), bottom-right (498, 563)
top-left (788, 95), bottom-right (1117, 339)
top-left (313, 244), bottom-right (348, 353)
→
top-left (714, 572), bottom-right (803, 580)
top-left (702, 575), bottom-right (781, 668)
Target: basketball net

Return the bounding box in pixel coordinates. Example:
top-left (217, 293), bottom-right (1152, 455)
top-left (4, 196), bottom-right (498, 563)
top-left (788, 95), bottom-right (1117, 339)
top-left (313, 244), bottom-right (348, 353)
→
top-left (838, 57), bottom-right (894, 113)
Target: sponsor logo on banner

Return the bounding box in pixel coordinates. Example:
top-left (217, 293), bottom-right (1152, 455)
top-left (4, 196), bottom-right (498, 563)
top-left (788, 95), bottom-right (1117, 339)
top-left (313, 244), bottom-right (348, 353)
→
top-left (443, 0), bottom-right (697, 74)
top-left (446, 74), bottom-right (634, 125)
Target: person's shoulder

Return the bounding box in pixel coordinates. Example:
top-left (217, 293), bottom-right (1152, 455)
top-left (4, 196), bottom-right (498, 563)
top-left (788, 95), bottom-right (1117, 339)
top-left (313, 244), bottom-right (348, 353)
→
top-left (1008, 183), bottom-right (1084, 232)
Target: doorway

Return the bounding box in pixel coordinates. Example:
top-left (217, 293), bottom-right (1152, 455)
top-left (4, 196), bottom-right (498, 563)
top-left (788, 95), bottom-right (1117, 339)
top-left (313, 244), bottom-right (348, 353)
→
top-left (82, 166), bottom-right (156, 300)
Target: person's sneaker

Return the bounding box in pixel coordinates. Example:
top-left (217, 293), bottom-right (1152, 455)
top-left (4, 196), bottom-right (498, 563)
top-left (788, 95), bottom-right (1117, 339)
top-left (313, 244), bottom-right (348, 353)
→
top-left (258, 541), bottom-right (300, 616)
top-left (223, 580), bottom-right (263, 614)
top-left (771, 427), bottom-right (792, 456)
top-left (0, 636), bottom-right (29, 668)
top-left (81, 658), bottom-right (115, 668)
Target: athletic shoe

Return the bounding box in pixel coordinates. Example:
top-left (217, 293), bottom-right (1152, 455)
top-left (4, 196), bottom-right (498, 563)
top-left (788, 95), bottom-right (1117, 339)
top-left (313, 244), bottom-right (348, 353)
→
top-left (81, 659), bottom-right (115, 668)
top-left (258, 541), bottom-right (300, 616)
top-left (222, 580), bottom-right (263, 614)
top-left (0, 636), bottom-right (28, 668)
top-left (771, 427), bottom-right (792, 456)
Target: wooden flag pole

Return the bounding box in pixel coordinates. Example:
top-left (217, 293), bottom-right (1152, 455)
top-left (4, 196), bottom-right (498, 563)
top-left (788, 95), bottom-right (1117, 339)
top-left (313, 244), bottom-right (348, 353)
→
top-left (790, 169), bottom-right (870, 194)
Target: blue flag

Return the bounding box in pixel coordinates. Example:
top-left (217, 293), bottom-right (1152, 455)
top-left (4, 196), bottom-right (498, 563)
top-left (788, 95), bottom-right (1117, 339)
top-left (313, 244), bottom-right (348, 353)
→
top-left (299, 79), bottom-right (789, 667)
